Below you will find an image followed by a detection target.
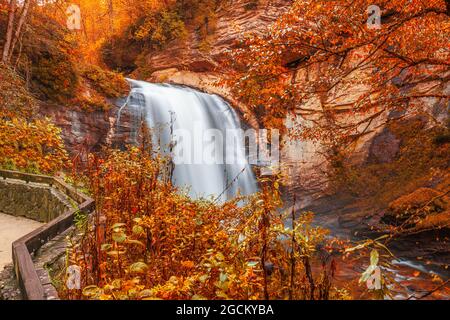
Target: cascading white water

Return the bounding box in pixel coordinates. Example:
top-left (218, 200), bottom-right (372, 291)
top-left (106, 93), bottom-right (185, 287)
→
top-left (118, 80), bottom-right (257, 201)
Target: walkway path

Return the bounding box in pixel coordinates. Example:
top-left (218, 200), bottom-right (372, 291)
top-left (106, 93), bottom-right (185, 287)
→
top-left (0, 212), bottom-right (43, 271)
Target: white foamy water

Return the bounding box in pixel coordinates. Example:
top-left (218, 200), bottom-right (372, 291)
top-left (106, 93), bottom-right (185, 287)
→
top-left (118, 80), bottom-right (257, 201)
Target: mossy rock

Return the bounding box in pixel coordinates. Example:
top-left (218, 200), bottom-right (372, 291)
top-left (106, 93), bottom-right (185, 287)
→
top-left (416, 210), bottom-right (450, 230)
top-left (80, 64), bottom-right (128, 99)
top-left (383, 187), bottom-right (447, 225)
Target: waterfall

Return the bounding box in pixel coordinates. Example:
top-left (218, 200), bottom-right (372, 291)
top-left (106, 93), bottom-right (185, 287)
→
top-left (118, 79), bottom-right (258, 201)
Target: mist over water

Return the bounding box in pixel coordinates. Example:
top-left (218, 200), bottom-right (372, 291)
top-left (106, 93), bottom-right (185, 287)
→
top-left (118, 80), bottom-right (258, 201)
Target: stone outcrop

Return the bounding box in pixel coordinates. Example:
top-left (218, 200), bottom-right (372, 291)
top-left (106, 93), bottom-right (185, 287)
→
top-left (38, 103), bottom-right (120, 158)
top-left (143, 0), bottom-right (291, 74)
top-left (383, 186), bottom-right (449, 226)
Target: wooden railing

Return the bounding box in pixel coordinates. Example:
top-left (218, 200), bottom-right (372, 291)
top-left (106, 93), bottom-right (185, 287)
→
top-left (0, 169), bottom-right (94, 300)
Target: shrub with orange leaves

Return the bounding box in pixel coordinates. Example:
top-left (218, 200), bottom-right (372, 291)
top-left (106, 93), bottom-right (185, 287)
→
top-left (0, 118), bottom-right (68, 174)
top-left (0, 63), bottom-right (36, 120)
top-left (64, 141), bottom-right (347, 300)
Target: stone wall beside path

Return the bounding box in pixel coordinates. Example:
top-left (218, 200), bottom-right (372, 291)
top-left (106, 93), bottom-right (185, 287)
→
top-left (0, 179), bottom-right (72, 223)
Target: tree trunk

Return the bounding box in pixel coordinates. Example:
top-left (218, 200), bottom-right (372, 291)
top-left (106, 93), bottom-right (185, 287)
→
top-left (108, 0), bottom-right (114, 35)
top-left (8, 0), bottom-right (32, 61)
top-left (2, 0), bottom-right (16, 63)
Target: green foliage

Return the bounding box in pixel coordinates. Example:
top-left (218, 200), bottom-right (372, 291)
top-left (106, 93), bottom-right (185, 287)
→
top-left (101, 0), bottom-right (222, 72)
top-left (30, 54), bottom-right (78, 103)
top-left (134, 10), bottom-right (187, 48)
top-left (101, 10), bottom-right (186, 72)
top-left (2, 11), bottom-right (124, 108)
top-left (102, 9), bottom-right (186, 72)
top-left (74, 210), bottom-right (89, 232)
top-left (180, 0), bottom-right (219, 41)
top-left (0, 64), bottom-right (68, 174)
top-left (101, 25), bottom-right (144, 72)
top-left (80, 64), bottom-right (128, 98)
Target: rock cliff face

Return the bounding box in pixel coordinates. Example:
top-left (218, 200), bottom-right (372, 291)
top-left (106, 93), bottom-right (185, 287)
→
top-left (143, 0), bottom-right (292, 74)
top-left (143, 0), bottom-right (292, 129)
top-left (38, 103), bottom-right (117, 158)
top-left (143, 8), bottom-right (449, 205)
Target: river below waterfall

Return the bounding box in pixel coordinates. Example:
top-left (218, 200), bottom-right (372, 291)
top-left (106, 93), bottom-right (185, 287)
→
top-left (304, 196), bottom-right (450, 299)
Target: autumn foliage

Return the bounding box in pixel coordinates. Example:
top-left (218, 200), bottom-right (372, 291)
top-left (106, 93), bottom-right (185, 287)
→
top-left (224, 0), bottom-right (449, 140)
top-left (0, 0), bottom-right (448, 301)
top-left (0, 118), bottom-right (68, 173)
top-left (64, 139), bottom-right (347, 300)
top-left (0, 64), bottom-right (68, 174)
